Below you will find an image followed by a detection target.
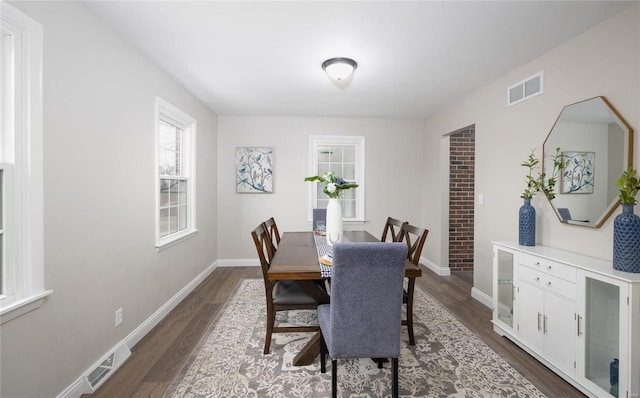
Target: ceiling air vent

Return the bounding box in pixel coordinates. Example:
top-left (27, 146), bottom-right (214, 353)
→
top-left (507, 71), bottom-right (543, 106)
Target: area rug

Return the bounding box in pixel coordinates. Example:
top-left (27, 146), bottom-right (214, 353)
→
top-left (164, 279), bottom-right (546, 398)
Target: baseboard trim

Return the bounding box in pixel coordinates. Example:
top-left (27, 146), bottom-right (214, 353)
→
top-left (218, 258), bottom-right (259, 267)
top-left (422, 257), bottom-right (450, 276)
top-left (57, 260), bottom-right (219, 398)
top-left (471, 287), bottom-right (492, 308)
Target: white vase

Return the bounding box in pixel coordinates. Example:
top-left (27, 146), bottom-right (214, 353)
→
top-left (326, 198), bottom-right (343, 246)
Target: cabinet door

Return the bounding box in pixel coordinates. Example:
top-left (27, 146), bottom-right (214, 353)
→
top-left (577, 271), bottom-right (628, 398)
top-left (493, 247), bottom-right (516, 331)
top-left (517, 280), bottom-right (544, 353)
top-left (544, 291), bottom-right (577, 378)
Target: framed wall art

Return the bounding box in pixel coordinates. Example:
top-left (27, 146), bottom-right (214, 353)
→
top-left (236, 147), bottom-right (273, 193)
top-left (561, 151), bottom-right (594, 194)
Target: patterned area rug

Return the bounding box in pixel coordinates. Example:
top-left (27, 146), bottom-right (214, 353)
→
top-left (165, 279), bottom-right (546, 398)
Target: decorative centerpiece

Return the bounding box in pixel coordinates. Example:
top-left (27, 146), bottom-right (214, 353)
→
top-left (519, 147), bottom-right (563, 246)
top-left (305, 172), bottom-right (358, 246)
top-left (613, 168), bottom-right (640, 273)
top-left (519, 149), bottom-right (540, 246)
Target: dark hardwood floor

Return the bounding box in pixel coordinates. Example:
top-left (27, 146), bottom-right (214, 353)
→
top-left (85, 266), bottom-right (585, 397)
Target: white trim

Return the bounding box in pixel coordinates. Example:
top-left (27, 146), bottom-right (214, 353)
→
top-left (0, 289), bottom-right (52, 325)
top-left (307, 135), bottom-right (365, 222)
top-left (471, 286), bottom-right (493, 308)
top-left (154, 97), bottom-right (197, 248)
top-left (421, 256), bottom-right (450, 276)
top-left (0, 2), bottom-right (47, 319)
top-left (217, 259), bottom-right (260, 267)
top-left (57, 261), bottom-right (218, 398)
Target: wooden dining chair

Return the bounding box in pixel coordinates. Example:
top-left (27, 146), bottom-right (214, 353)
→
top-left (251, 223), bottom-right (319, 354)
top-left (381, 217), bottom-right (406, 242)
top-left (318, 242), bottom-right (408, 398)
top-left (263, 217), bottom-right (280, 255)
top-left (398, 223), bottom-right (428, 345)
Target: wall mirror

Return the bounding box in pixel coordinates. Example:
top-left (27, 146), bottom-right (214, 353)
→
top-left (543, 96), bottom-right (633, 228)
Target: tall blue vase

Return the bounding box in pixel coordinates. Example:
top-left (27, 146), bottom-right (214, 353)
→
top-left (519, 198), bottom-right (535, 246)
top-left (613, 204), bottom-right (640, 273)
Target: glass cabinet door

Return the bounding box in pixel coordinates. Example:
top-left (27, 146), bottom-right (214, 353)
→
top-left (581, 274), bottom-right (623, 397)
top-left (496, 249), bottom-right (515, 328)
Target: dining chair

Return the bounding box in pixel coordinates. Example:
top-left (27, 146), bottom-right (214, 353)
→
top-left (263, 217), bottom-right (280, 254)
top-left (380, 217), bottom-right (406, 242)
top-left (251, 223), bottom-right (320, 354)
top-left (312, 208), bottom-right (327, 231)
top-left (398, 223), bottom-right (429, 345)
top-left (318, 242), bottom-right (408, 398)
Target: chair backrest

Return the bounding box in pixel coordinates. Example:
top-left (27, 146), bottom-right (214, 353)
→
top-left (312, 208), bottom-right (327, 231)
top-left (381, 217), bottom-right (406, 242)
top-left (328, 242), bottom-right (408, 359)
top-left (399, 223), bottom-right (429, 265)
top-left (251, 223), bottom-right (274, 281)
top-left (263, 217), bottom-right (281, 248)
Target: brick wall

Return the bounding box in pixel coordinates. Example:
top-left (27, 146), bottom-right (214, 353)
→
top-left (449, 128), bottom-right (475, 271)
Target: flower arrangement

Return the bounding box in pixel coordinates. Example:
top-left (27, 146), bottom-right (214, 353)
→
top-left (520, 147), bottom-right (564, 200)
top-left (304, 171), bottom-right (358, 199)
top-left (617, 168), bottom-right (640, 205)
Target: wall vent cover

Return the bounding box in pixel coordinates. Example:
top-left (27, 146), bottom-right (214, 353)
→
top-left (507, 71), bottom-right (543, 106)
top-left (83, 341), bottom-right (131, 392)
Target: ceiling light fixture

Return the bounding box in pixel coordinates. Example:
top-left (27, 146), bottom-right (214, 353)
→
top-left (322, 57), bottom-right (358, 81)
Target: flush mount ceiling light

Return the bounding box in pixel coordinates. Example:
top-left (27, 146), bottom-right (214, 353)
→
top-left (322, 57), bottom-right (358, 81)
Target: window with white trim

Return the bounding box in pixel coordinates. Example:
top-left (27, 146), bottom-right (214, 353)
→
top-left (155, 98), bottom-right (197, 248)
top-left (308, 136), bottom-right (365, 222)
top-left (1, 3), bottom-right (49, 323)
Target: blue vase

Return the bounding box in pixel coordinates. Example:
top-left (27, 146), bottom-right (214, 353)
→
top-left (519, 198), bottom-right (535, 246)
top-left (613, 204), bottom-right (640, 273)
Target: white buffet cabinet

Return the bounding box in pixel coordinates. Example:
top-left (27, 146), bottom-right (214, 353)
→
top-left (492, 241), bottom-right (640, 398)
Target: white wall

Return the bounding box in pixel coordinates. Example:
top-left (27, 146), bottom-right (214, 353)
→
top-left (217, 116), bottom-right (425, 261)
top-left (1, 2), bottom-right (218, 397)
top-left (422, 5), bottom-right (639, 298)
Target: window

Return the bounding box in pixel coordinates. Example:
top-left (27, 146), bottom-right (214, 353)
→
top-left (0, 3), bottom-right (49, 323)
top-left (155, 98), bottom-right (197, 248)
top-left (308, 136), bottom-right (365, 222)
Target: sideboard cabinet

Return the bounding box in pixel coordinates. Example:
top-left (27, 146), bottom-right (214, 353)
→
top-left (492, 242), bottom-right (640, 398)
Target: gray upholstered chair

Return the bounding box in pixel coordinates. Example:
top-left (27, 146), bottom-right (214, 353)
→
top-left (318, 242), bottom-right (408, 398)
top-left (312, 208), bottom-right (327, 231)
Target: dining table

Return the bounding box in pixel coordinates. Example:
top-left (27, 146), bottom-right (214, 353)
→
top-left (268, 230), bottom-right (423, 366)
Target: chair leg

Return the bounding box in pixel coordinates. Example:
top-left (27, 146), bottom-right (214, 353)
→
top-left (406, 277), bottom-right (416, 345)
top-left (331, 359), bottom-right (338, 398)
top-left (392, 357), bottom-right (399, 398)
top-left (320, 333), bottom-right (327, 373)
top-left (264, 305), bottom-right (275, 354)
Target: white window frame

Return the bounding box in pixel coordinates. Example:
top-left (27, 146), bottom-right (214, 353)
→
top-left (155, 97), bottom-right (197, 249)
top-left (308, 135), bottom-right (365, 223)
top-left (0, 3), bottom-right (50, 324)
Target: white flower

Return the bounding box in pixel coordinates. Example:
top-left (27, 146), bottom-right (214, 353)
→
top-left (327, 183), bottom-right (337, 193)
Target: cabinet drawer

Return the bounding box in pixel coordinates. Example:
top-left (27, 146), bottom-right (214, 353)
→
top-left (518, 253), bottom-right (576, 283)
top-left (519, 265), bottom-right (576, 300)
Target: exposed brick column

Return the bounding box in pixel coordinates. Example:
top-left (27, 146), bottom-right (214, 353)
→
top-left (449, 128), bottom-right (475, 271)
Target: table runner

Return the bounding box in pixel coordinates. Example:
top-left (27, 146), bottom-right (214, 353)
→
top-left (313, 233), bottom-right (349, 278)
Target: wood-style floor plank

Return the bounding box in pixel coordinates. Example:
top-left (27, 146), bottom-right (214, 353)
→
top-left (85, 266), bottom-right (585, 398)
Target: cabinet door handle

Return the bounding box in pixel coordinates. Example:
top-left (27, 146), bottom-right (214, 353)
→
top-left (535, 277), bottom-right (540, 281)
top-left (537, 312), bottom-right (542, 331)
top-left (546, 281), bottom-right (552, 286)
top-left (534, 261), bottom-right (540, 266)
top-left (546, 265), bottom-right (552, 270)
top-left (543, 315), bottom-right (548, 334)
top-left (577, 314), bottom-right (583, 336)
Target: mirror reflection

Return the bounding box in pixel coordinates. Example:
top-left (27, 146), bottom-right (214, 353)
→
top-left (543, 96), bottom-right (633, 228)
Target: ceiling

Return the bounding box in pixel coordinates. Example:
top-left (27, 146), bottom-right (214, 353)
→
top-left (84, 1), bottom-right (636, 119)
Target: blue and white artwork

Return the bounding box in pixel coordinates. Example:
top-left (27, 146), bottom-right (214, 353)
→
top-left (236, 147), bottom-right (273, 193)
top-left (561, 151), bottom-right (594, 194)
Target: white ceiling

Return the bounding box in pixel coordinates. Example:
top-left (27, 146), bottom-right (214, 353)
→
top-left (84, 1), bottom-right (635, 119)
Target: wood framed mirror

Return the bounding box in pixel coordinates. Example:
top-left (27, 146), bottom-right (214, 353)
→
top-left (543, 96), bottom-right (633, 228)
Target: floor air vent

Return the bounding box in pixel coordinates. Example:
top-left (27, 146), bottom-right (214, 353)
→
top-left (507, 71), bottom-right (543, 106)
top-left (83, 342), bottom-right (131, 392)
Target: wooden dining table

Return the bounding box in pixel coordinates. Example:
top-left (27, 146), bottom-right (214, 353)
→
top-left (268, 230), bottom-right (423, 366)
